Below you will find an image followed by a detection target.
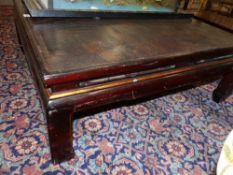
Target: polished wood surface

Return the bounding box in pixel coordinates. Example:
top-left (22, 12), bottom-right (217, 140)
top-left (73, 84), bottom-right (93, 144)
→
top-left (14, 0), bottom-right (233, 164)
top-left (30, 17), bottom-right (233, 85)
top-left (47, 57), bottom-right (233, 100)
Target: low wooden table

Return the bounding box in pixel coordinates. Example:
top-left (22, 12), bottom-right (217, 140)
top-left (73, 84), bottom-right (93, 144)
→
top-left (15, 0), bottom-right (233, 164)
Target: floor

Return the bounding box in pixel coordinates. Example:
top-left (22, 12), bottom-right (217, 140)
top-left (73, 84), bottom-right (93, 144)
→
top-left (0, 4), bottom-right (233, 175)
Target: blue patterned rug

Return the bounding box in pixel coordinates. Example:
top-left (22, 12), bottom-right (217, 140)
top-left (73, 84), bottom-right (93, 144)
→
top-left (0, 7), bottom-right (233, 175)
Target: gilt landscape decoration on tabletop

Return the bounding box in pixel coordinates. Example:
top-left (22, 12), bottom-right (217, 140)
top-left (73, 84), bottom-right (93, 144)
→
top-left (24, 0), bottom-right (178, 17)
top-left (66, 0), bottom-right (166, 6)
top-left (61, 0), bottom-right (177, 12)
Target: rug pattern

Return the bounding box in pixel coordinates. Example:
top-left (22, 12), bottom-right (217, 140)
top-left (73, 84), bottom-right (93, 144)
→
top-left (0, 8), bottom-right (233, 175)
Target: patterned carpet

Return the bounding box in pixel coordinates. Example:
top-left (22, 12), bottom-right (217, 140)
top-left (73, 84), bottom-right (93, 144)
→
top-left (0, 6), bottom-right (233, 175)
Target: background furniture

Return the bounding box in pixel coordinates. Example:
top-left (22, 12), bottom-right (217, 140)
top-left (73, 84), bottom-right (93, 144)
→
top-left (196, 0), bottom-right (233, 31)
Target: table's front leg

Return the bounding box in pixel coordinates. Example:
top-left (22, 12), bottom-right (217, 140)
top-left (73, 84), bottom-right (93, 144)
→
top-left (213, 72), bottom-right (233, 103)
top-left (47, 107), bottom-right (75, 164)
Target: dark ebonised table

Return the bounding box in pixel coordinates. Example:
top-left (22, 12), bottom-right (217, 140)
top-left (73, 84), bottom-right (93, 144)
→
top-left (14, 0), bottom-right (233, 164)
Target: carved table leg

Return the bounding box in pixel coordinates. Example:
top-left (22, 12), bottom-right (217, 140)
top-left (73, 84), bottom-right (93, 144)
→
top-left (47, 107), bottom-right (75, 164)
top-left (213, 72), bottom-right (233, 103)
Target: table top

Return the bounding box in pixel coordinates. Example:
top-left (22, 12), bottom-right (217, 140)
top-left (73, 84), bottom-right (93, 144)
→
top-left (23, 16), bottom-right (233, 85)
